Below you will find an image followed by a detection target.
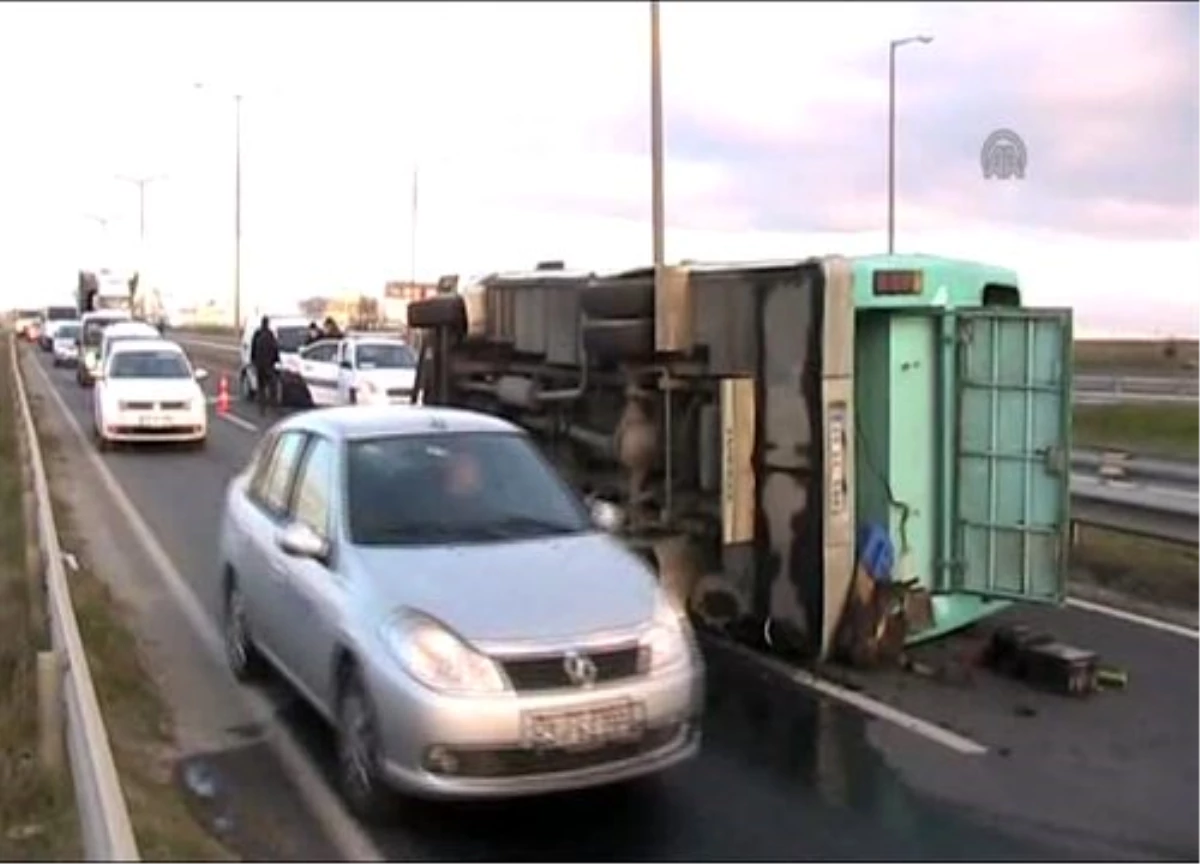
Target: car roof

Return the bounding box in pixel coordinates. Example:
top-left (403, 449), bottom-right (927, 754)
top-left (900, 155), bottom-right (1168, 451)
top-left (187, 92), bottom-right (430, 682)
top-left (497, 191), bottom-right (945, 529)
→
top-left (105, 321), bottom-right (159, 335)
top-left (108, 338), bottom-right (184, 356)
top-left (275, 405), bottom-right (522, 441)
top-left (348, 335), bottom-right (409, 347)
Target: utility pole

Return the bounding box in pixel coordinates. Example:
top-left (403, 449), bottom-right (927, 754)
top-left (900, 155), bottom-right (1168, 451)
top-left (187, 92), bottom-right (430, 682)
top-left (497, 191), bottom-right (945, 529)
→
top-left (234, 93), bottom-right (243, 331)
top-left (410, 164), bottom-right (419, 287)
top-left (650, 1), bottom-right (665, 274)
top-left (887, 35), bottom-right (933, 255)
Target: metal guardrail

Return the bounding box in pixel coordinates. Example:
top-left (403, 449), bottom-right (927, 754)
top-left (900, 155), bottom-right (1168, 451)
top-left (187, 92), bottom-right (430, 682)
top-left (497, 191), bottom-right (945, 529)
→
top-left (1070, 448), bottom-right (1198, 546)
top-left (1075, 373), bottom-right (1199, 395)
top-left (1071, 449), bottom-right (1199, 489)
top-left (1074, 373), bottom-right (1199, 405)
top-left (10, 340), bottom-right (140, 861)
top-left (1071, 483), bottom-right (1198, 546)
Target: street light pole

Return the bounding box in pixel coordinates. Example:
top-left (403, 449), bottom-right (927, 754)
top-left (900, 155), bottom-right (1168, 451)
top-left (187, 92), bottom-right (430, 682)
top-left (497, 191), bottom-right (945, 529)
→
top-left (234, 93), bottom-right (243, 331)
top-left (650, 0), bottom-right (665, 277)
top-left (887, 34), bottom-right (933, 255)
top-left (194, 83), bottom-right (244, 329)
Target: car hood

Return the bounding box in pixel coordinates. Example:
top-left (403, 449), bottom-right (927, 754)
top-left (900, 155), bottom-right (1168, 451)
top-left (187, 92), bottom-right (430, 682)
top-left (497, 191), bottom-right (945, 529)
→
top-left (353, 532), bottom-right (659, 643)
top-left (103, 379), bottom-right (202, 402)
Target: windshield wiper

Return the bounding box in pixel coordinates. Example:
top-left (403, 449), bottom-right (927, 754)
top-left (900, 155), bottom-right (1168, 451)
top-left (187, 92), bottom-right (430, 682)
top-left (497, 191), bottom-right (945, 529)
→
top-left (483, 515), bottom-right (582, 538)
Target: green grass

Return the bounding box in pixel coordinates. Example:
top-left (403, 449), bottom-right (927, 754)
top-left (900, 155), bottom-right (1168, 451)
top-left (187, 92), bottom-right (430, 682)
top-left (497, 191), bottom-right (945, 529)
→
top-left (1071, 526), bottom-right (1198, 610)
top-left (1074, 338), bottom-right (1199, 375)
top-left (28, 400), bottom-right (236, 861)
top-left (0, 337), bottom-right (82, 861)
top-left (1073, 403), bottom-right (1198, 460)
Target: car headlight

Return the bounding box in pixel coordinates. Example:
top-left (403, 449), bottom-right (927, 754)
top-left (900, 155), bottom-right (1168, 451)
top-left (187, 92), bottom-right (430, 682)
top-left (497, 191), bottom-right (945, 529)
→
top-left (382, 610), bottom-right (507, 695)
top-left (639, 594), bottom-right (693, 674)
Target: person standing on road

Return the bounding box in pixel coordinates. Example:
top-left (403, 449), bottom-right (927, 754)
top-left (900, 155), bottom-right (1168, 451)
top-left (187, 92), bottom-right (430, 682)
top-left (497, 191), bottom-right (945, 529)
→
top-left (250, 315), bottom-right (281, 416)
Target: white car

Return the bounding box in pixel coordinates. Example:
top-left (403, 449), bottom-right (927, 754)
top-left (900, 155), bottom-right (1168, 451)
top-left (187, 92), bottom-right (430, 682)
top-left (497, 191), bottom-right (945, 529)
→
top-left (99, 320), bottom-right (162, 370)
top-left (77, 309), bottom-right (133, 386)
top-left (280, 336), bottom-right (418, 407)
top-left (51, 321), bottom-right (81, 367)
top-left (238, 315), bottom-right (311, 401)
top-left (92, 339), bottom-right (210, 450)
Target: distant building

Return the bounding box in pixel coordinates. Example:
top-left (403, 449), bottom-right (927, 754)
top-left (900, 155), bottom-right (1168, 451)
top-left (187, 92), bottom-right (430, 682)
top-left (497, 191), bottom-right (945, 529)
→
top-left (382, 280), bottom-right (441, 327)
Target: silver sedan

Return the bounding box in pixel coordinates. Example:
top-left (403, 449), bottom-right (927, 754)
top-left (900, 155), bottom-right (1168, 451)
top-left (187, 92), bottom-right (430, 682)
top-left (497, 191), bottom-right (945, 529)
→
top-left (218, 405), bottom-right (705, 820)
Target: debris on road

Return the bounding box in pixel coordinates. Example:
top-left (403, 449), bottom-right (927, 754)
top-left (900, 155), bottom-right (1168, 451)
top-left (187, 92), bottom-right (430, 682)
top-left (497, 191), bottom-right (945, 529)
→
top-left (984, 624), bottom-right (1100, 697)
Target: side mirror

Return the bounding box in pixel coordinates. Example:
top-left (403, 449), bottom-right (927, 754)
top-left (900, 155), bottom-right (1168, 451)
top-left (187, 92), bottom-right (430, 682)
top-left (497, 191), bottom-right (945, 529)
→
top-left (339, 359), bottom-right (353, 370)
top-left (589, 499), bottom-right (624, 533)
top-left (277, 522), bottom-right (330, 563)
top-left (194, 368), bottom-right (209, 381)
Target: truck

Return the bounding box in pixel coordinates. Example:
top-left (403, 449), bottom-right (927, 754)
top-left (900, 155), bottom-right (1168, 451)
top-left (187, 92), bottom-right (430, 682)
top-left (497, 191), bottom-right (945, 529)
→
top-left (77, 269), bottom-right (136, 316)
top-left (404, 254), bottom-right (1074, 665)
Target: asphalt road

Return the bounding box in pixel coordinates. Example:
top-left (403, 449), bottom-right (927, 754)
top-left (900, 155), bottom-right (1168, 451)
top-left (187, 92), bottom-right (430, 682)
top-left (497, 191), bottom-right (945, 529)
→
top-left (29, 346), bottom-right (1199, 861)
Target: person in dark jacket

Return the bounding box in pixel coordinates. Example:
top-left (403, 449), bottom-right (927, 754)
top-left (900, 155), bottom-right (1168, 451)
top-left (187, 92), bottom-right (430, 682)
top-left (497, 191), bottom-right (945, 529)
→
top-left (249, 316), bottom-right (281, 416)
top-left (305, 321), bottom-right (323, 345)
top-left (323, 316), bottom-right (343, 340)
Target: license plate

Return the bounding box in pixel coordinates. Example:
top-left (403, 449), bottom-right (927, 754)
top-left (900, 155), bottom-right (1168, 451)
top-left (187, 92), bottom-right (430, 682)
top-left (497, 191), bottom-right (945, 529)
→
top-left (137, 415), bottom-right (169, 428)
top-left (522, 701), bottom-right (646, 751)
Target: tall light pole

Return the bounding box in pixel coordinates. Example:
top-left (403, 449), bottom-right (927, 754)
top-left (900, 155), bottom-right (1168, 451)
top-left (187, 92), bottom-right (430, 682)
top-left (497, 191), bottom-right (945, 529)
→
top-left (887, 34), bottom-right (933, 255)
top-left (410, 164), bottom-right (419, 287)
top-left (114, 173), bottom-right (165, 247)
top-left (194, 83), bottom-right (244, 329)
top-left (650, 1), bottom-right (665, 277)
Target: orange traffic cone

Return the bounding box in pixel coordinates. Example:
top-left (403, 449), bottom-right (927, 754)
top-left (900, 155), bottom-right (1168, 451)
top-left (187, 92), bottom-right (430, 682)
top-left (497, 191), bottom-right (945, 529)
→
top-left (216, 375), bottom-right (230, 415)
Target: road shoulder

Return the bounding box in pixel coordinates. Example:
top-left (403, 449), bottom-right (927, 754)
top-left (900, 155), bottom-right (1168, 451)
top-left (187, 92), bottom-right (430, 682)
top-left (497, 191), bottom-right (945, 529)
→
top-left (22, 347), bottom-right (346, 861)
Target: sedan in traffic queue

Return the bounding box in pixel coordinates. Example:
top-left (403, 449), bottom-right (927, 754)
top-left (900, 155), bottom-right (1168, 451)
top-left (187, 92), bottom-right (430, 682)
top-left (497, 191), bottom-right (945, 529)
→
top-left (218, 406), bottom-right (704, 821)
top-left (51, 322), bottom-right (81, 367)
top-left (92, 339), bottom-right (210, 450)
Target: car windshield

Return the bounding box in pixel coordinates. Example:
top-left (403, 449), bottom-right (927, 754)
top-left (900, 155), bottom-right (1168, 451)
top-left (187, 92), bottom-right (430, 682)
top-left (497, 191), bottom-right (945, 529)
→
top-left (109, 350), bottom-right (191, 379)
top-left (355, 342), bottom-right (416, 370)
top-left (56, 325), bottom-right (80, 340)
top-left (346, 432), bottom-right (591, 546)
top-left (46, 306), bottom-right (76, 321)
top-left (276, 326), bottom-right (308, 353)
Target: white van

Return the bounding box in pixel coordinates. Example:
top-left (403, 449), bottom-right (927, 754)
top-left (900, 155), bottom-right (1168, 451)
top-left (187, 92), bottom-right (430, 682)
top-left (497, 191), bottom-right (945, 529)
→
top-left (237, 315), bottom-right (312, 400)
top-left (77, 310), bottom-right (132, 386)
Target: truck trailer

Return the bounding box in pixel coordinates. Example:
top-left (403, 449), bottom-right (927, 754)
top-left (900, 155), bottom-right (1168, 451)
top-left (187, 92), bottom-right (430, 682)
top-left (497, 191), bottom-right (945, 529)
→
top-left (405, 255), bottom-right (1074, 664)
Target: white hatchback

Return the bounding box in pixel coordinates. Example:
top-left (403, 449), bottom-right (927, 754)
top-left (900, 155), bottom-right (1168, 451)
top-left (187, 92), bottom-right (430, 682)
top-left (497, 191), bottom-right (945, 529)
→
top-left (93, 339), bottom-right (210, 450)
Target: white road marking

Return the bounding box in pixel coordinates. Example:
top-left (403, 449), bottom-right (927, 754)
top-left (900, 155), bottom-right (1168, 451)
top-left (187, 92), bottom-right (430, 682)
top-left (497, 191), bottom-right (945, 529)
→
top-left (709, 635), bottom-right (988, 755)
top-left (28, 357), bottom-right (385, 863)
top-left (1066, 597), bottom-right (1199, 641)
top-left (791, 669), bottom-right (988, 755)
top-left (216, 411), bottom-right (260, 433)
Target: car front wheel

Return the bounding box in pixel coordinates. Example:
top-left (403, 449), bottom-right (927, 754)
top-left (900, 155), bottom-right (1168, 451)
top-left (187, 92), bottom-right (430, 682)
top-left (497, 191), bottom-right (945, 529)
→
top-left (337, 671), bottom-right (392, 822)
top-left (224, 578), bottom-right (264, 681)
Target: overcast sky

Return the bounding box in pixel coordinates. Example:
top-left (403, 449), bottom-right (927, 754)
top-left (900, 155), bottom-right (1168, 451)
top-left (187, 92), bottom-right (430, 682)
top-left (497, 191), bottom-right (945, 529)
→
top-left (0, 1), bottom-right (1196, 336)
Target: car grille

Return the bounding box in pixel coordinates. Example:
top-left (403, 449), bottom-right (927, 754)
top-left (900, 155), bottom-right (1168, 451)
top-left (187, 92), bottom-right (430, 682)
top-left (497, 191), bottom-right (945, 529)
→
top-left (118, 400), bottom-right (189, 411)
top-left (425, 723), bottom-right (687, 779)
top-left (499, 645), bottom-right (642, 692)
